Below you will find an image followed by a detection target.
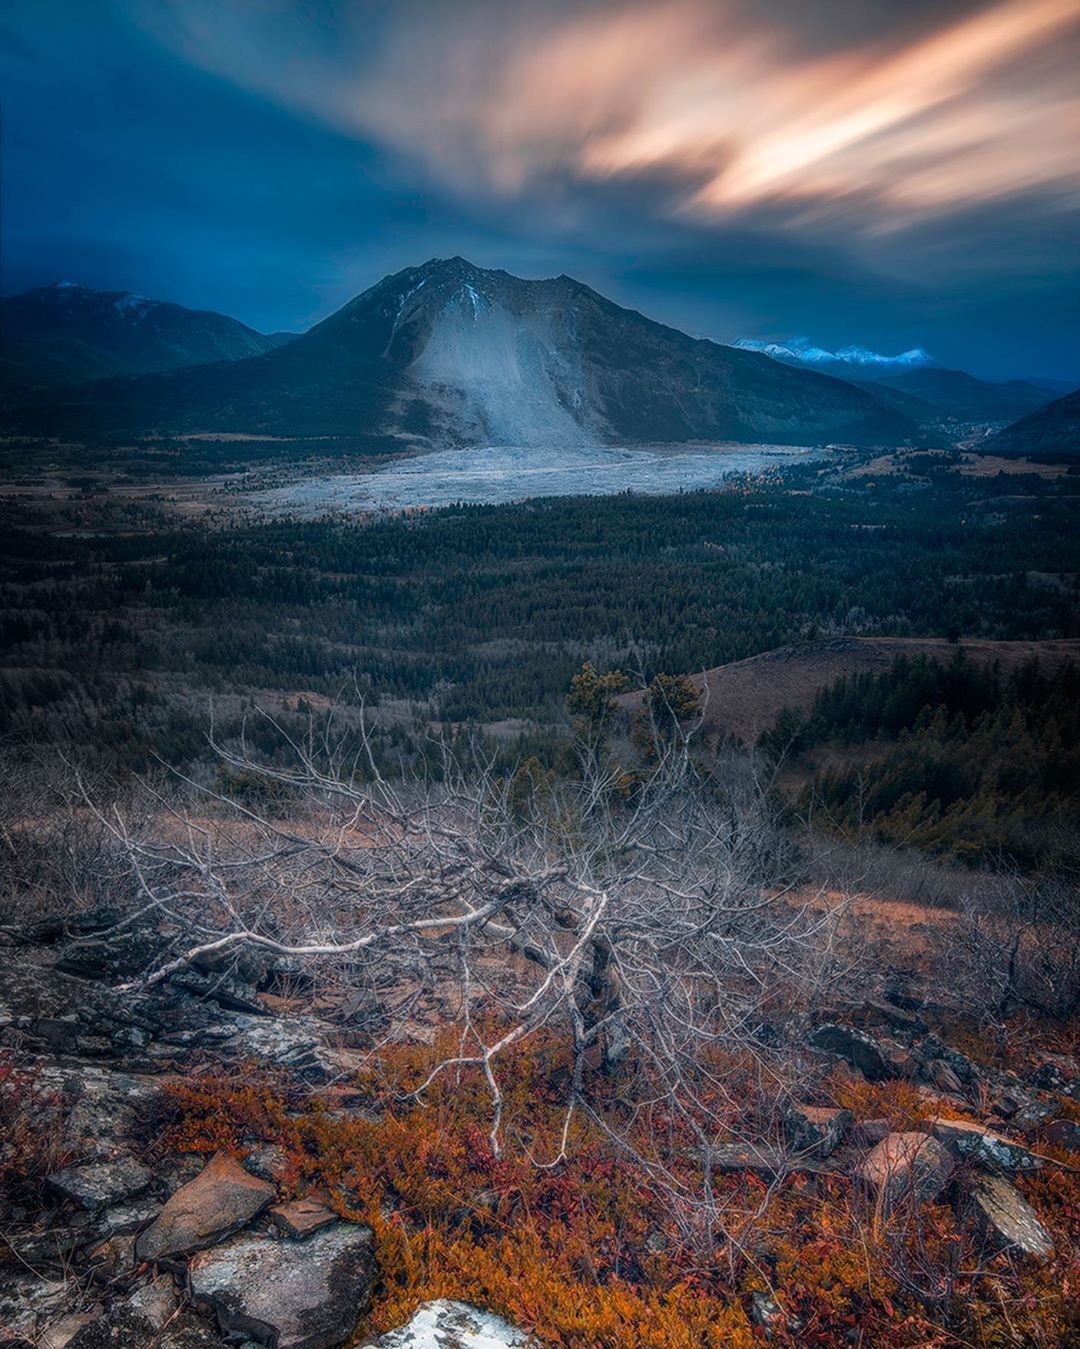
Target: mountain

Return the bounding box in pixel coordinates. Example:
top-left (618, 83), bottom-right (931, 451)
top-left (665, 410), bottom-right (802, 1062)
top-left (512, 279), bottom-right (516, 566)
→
top-left (734, 336), bottom-right (935, 377)
top-left (0, 283), bottom-right (294, 393)
top-left (736, 334), bottom-right (1058, 427)
top-left (7, 259), bottom-right (914, 448)
top-left (861, 367), bottom-right (1057, 424)
top-left (988, 389), bottom-right (1080, 458)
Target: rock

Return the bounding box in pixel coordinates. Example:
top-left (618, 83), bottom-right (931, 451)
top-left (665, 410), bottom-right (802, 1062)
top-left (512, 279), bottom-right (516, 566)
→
top-left (362, 1300), bottom-right (536, 1347)
top-left (1011, 1099), bottom-right (1059, 1132)
top-left (169, 969), bottom-right (266, 1015)
top-left (37, 1312), bottom-right (101, 1347)
top-left (851, 1118), bottom-right (892, 1147)
top-left (861, 998), bottom-right (927, 1034)
top-left (1032, 1053), bottom-right (1080, 1100)
top-left (921, 1036), bottom-right (978, 1085)
top-left (67, 1307), bottom-right (223, 1348)
top-left (960, 1173), bottom-right (1054, 1262)
top-left (784, 1105), bottom-right (851, 1157)
top-left (136, 1151), bottom-right (275, 1263)
top-left (748, 1291), bottom-right (786, 1337)
top-left (927, 1060), bottom-right (964, 1094)
top-left (216, 1018), bottom-right (360, 1084)
top-left (0, 1273), bottom-right (70, 1341)
top-left (242, 1144), bottom-right (292, 1185)
top-left (924, 1118), bottom-right (1043, 1172)
top-left (189, 1221), bottom-right (376, 1349)
top-left (707, 1144), bottom-right (788, 1176)
top-left (128, 1273), bottom-right (179, 1330)
top-left (855, 1132), bottom-right (954, 1207)
top-left (808, 1024), bottom-right (898, 1082)
top-left (1041, 1119), bottom-right (1080, 1152)
top-left (269, 1195), bottom-right (339, 1239)
top-left (47, 1156), bottom-right (153, 1211)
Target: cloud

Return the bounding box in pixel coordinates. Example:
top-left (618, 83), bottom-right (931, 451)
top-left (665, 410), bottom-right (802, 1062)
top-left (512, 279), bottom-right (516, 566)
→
top-left (140, 0), bottom-right (1080, 240)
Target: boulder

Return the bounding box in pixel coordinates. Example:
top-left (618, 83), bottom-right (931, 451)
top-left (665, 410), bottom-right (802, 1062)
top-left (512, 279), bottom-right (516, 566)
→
top-left (960, 1173), bottom-right (1054, 1262)
top-left (855, 1132), bottom-right (954, 1207)
top-left (925, 1118), bottom-right (1043, 1172)
top-left (47, 1156), bottom-right (153, 1211)
top-left (136, 1151), bottom-right (275, 1263)
top-left (784, 1105), bottom-right (851, 1157)
top-left (189, 1221), bottom-right (376, 1349)
top-left (808, 1024), bottom-right (898, 1082)
top-left (362, 1300), bottom-right (536, 1347)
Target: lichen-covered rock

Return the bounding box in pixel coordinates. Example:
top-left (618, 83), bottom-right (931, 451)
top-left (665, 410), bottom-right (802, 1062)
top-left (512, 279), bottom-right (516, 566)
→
top-left (925, 1118), bottom-right (1043, 1172)
top-left (189, 1222), bottom-right (376, 1349)
top-left (961, 1173), bottom-right (1054, 1261)
top-left (1032, 1053), bottom-right (1080, 1100)
top-left (855, 1132), bottom-right (954, 1206)
top-left (362, 1300), bottom-right (536, 1347)
top-left (47, 1156), bottom-right (153, 1211)
top-left (784, 1104), bottom-right (852, 1157)
top-left (136, 1151), bottom-right (275, 1263)
top-left (808, 1024), bottom-right (899, 1082)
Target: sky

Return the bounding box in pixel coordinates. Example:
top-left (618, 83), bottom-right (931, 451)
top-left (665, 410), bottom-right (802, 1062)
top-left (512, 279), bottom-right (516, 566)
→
top-left (2, 0), bottom-right (1078, 381)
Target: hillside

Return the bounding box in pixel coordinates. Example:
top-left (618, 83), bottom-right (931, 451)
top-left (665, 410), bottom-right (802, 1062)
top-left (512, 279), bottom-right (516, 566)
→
top-left (621, 637), bottom-right (1080, 746)
top-left (6, 259), bottom-right (914, 447)
top-left (989, 388), bottom-right (1080, 458)
top-left (0, 283), bottom-right (293, 395)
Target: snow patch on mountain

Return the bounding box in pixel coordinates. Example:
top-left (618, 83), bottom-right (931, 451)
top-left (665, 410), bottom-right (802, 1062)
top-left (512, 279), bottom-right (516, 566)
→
top-left (735, 336), bottom-right (936, 373)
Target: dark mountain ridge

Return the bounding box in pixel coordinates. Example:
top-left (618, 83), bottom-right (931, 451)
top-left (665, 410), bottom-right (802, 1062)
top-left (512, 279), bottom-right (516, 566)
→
top-left (0, 283), bottom-right (294, 395)
top-left (989, 388), bottom-right (1080, 459)
top-left (6, 259), bottom-right (914, 448)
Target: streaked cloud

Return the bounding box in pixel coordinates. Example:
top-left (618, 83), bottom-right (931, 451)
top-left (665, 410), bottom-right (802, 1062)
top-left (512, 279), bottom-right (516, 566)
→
top-left (142, 0), bottom-right (1080, 236)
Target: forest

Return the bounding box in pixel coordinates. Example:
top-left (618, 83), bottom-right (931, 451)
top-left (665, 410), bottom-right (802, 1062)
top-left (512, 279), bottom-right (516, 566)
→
top-left (2, 461), bottom-right (1078, 772)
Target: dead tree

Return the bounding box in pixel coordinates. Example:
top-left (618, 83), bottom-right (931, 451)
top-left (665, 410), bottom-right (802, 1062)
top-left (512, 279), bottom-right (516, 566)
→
top-left (82, 701), bottom-right (838, 1205)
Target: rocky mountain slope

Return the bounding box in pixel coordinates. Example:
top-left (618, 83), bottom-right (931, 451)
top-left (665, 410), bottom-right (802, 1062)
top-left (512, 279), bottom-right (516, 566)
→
top-left (7, 259), bottom-right (914, 447)
top-left (989, 387), bottom-right (1080, 458)
top-left (0, 283), bottom-right (293, 395)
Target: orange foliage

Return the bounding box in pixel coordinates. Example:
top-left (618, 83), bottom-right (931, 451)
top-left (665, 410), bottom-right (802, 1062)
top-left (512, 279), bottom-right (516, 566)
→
top-left (158, 1033), bottom-right (1080, 1348)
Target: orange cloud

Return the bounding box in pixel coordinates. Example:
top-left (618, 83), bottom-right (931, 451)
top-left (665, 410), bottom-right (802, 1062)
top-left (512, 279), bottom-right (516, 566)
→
top-left (149, 0), bottom-right (1080, 233)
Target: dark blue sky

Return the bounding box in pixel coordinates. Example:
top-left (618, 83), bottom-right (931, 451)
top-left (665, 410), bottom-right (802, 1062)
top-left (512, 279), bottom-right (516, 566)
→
top-left (3, 0), bottom-right (1078, 381)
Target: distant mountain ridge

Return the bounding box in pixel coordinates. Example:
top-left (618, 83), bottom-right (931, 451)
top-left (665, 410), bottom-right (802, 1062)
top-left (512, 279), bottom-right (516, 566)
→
top-left (734, 336), bottom-right (935, 375)
top-left (7, 258), bottom-right (914, 448)
top-left (0, 283), bottom-right (294, 394)
top-left (736, 333), bottom-right (1057, 427)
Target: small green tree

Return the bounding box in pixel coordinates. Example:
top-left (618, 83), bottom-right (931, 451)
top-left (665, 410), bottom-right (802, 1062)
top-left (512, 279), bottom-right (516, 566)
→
top-left (567, 662), bottom-right (628, 761)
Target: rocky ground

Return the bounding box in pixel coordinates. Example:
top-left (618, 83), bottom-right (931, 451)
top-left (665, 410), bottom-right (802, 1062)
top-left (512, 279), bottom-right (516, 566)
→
top-left (1, 908), bottom-right (1078, 1347)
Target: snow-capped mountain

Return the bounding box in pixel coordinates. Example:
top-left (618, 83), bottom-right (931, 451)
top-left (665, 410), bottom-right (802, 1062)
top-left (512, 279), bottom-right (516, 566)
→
top-left (0, 282), bottom-right (294, 392)
top-left (7, 258), bottom-right (915, 448)
top-left (733, 336), bottom-right (936, 374)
